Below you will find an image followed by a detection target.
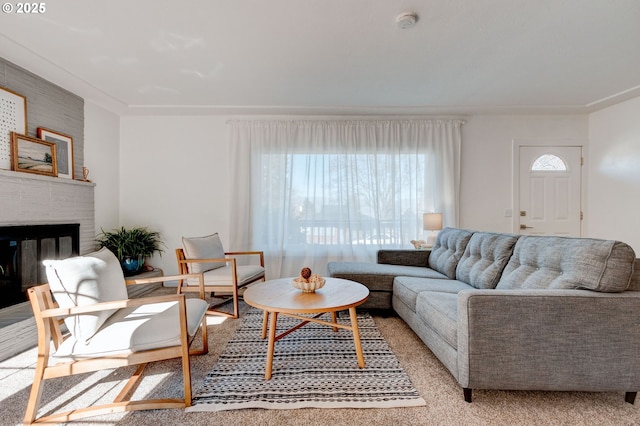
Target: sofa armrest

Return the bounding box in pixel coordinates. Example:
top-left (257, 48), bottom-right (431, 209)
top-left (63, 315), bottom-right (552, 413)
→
top-left (377, 249), bottom-right (430, 267)
top-left (456, 289), bottom-right (640, 392)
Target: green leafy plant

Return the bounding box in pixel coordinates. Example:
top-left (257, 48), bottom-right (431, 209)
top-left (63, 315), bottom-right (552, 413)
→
top-left (96, 226), bottom-right (165, 263)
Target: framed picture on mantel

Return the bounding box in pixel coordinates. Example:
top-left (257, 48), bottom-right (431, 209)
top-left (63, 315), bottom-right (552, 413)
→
top-left (0, 86), bottom-right (28, 170)
top-left (37, 127), bottom-right (74, 179)
top-left (10, 132), bottom-right (58, 177)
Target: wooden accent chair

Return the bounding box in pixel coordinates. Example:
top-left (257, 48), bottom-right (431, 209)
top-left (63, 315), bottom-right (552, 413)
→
top-left (176, 233), bottom-right (265, 319)
top-left (24, 248), bottom-right (209, 425)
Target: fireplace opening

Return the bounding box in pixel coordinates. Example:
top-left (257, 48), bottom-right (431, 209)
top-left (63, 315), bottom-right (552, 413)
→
top-left (0, 224), bottom-right (79, 309)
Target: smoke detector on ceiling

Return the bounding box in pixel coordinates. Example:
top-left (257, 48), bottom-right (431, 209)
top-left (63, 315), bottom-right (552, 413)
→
top-left (396, 12), bottom-right (418, 29)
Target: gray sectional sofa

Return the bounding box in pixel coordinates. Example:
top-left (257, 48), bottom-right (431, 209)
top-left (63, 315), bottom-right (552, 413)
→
top-left (327, 227), bottom-right (640, 403)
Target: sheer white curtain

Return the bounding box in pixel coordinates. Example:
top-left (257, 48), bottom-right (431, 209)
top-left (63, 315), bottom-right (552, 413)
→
top-left (229, 119), bottom-right (463, 278)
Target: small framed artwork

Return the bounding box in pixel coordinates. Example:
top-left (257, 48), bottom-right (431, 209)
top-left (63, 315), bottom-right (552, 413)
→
top-left (10, 132), bottom-right (58, 177)
top-left (37, 127), bottom-right (74, 179)
top-left (0, 86), bottom-right (28, 170)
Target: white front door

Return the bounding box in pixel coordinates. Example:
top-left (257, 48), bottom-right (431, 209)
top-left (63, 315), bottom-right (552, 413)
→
top-left (518, 146), bottom-right (582, 236)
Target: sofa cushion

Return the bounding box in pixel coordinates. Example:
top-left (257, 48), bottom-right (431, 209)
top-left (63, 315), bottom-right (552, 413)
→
top-left (43, 248), bottom-right (129, 343)
top-left (496, 236), bottom-right (636, 292)
top-left (327, 261), bottom-right (448, 292)
top-left (393, 276), bottom-right (473, 312)
top-left (456, 232), bottom-right (519, 289)
top-left (182, 233), bottom-right (226, 273)
top-left (415, 291), bottom-right (459, 350)
top-left (428, 228), bottom-right (474, 279)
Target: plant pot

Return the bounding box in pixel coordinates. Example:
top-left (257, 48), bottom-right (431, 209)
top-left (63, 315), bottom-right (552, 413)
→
top-left (121, 255), bottom-right (144, 276)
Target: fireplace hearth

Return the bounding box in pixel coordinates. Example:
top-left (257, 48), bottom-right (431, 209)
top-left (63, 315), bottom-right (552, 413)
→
top-left (0, 224), bottom-right (79, 309)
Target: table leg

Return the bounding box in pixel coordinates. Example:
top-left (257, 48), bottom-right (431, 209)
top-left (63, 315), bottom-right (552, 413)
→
top-left (265, 311), bottom-right (278, 380)
top-left (261, 310), bottom-right (269, 339)
top-left (331, 311), bottom-right (338, 332)
top-left (349, 307), bottom-right (365, 368)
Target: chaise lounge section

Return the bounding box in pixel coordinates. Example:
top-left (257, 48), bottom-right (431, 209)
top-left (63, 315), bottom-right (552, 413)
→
top-left (327, 227), bottom-right (640, 403)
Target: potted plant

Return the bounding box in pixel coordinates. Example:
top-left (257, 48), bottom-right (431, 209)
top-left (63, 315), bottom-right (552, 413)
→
top-left (96, 226), bottom-right (165, 276)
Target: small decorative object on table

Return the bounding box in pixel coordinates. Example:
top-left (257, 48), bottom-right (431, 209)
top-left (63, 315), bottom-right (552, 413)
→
top-left (411, 239), bottom-right (427, 249)
top-left (82, 166), bottom-right (91, 182)
top-left (292, 267), bottom-right (326, 293)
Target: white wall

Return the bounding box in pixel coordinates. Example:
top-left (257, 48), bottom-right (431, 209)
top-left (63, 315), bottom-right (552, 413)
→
top-left (119, 113), bottom-right (597, 274)
top-left (588, 96), bottom-right (640, 253)
top-left (459, 114), bottom-right (588, 232)
top-left (119, 116), bottom-right (229, 274)
top-left (84, 101), bottom-right (120, 235)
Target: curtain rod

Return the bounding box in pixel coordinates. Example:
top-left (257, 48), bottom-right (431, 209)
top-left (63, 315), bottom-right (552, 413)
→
top-left (225, 118), bottom-right (466, 126)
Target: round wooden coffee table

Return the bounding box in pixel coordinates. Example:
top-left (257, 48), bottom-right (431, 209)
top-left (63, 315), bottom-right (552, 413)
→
top-left (243, 277), bottom-right (369, 380)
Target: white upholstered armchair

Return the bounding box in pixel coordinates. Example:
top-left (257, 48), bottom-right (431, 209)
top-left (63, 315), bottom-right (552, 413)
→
top-left (24, 247), bottom-right (209, 424)
top-left (176, 232), bottom-right (265, 319)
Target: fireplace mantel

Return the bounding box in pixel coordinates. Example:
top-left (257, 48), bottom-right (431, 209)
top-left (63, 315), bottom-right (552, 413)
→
top-left (0, 168), bottom-right (95, 188)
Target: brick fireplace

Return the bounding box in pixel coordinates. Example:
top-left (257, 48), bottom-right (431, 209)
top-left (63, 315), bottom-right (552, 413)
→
top-left (1, 56), bottom-right (93, 359)
top-left (0, 169), bottom-right (95, 309)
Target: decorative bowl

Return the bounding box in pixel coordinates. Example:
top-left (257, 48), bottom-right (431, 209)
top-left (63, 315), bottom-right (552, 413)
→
top-left (292, 276), bottom-right (326, 293)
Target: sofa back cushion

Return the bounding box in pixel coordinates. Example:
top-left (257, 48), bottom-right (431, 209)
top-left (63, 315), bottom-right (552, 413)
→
top-left (629, 258), bottom-right (640, 291)
top-left (428, 228), bottom-right (474, 279)
top-left (496, 236), bottom-right (635, 292)
top-left (456, 232), bottom-right (519, 289)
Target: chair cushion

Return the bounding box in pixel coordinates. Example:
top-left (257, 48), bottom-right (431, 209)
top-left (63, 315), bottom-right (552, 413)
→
top-left (428, 228), bottom-right (474, 279)
top-left (455, 232), bottom-right (519, 289)
top-left (186, 265), bottom-right (265, 287)
top-left (182, 233), bottom-right (226, 273)
top-left (52, 298), bottom-right (208, 359)
top-left (43, 248), bottom-right (128, 343)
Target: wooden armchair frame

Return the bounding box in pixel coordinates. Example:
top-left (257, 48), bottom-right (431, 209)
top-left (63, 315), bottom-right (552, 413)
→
top-left (176, 248), bottom-right (265, 319)
top-left (24, 273), bottom-right (208, 425)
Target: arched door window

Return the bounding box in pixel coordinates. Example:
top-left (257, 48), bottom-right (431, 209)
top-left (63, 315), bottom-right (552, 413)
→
top-left (531, 154), bottom-right (567, 171)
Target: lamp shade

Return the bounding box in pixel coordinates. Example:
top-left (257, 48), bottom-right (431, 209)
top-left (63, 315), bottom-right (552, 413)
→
top-left (423, 213), bottom-right (443, 231)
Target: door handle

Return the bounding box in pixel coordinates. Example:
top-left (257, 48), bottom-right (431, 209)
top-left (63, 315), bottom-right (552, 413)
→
top-left (520, 224), bottom-right (533, 230)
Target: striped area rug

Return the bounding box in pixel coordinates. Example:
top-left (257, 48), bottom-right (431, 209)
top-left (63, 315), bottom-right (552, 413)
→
top-left (187, 308), bottom-right (426, 412)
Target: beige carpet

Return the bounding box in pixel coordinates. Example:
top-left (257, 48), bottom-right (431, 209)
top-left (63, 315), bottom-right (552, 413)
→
top-left (1, 296), bottom-right (638, 426)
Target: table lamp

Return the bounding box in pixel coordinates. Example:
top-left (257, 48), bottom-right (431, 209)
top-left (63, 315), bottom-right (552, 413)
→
top-left (423, 213), bottom-right (443, 248)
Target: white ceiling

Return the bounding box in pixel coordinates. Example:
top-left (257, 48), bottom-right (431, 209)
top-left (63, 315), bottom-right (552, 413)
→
top-left (1, 0), bottom-right (639, 116)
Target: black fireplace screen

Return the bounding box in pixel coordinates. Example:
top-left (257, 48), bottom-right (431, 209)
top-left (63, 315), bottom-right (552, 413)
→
top-left (0, 224), bottom-right (79, 308)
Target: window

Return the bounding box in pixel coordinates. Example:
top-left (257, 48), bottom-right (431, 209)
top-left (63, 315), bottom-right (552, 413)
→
top-left (258, 152), bottom-right (426, 248)
top-left (531, 154), bottom-right (567, 171)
